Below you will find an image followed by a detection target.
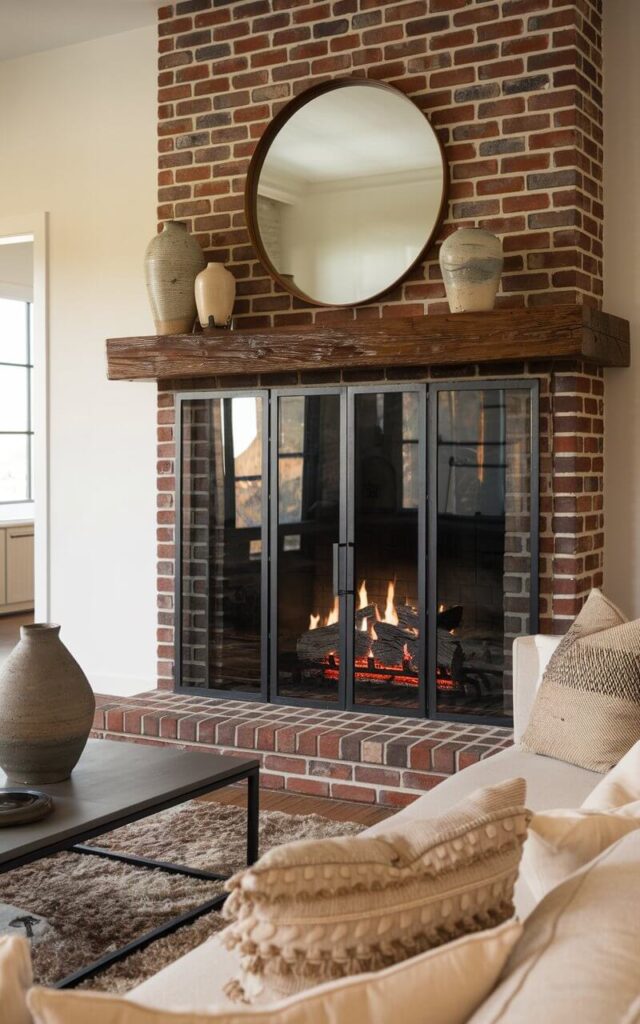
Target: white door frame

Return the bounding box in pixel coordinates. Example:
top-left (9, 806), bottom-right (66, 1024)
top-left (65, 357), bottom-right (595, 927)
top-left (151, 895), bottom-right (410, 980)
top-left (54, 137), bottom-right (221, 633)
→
top-left (0, 212), bottom-right (49, 620)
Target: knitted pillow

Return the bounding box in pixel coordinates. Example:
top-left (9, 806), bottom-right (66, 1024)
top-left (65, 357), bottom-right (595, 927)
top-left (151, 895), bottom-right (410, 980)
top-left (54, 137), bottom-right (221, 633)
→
top-left (219, 778), bottom-right (530, 1004)
top-left (521, 589), bottom-right (640, 772)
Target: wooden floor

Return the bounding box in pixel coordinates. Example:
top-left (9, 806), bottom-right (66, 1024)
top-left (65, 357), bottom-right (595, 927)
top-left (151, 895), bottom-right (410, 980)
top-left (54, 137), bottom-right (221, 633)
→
top-left (0, 612), bottom-right (32, 662)
top-left (202, 785), bottom-right (394, 826)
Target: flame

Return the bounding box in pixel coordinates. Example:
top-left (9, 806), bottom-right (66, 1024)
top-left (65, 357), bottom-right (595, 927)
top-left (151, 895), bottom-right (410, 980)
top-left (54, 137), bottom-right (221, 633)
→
top-left (358, 580), bottom-right (368, 610)
top-left (360, 616), bottom-right (368, 633)
top-left (309, 613), bottom-right (320, 630)
top-left (383, 580), bottom-right (399, 626)
top-left (403, 643), bottom-right (410, 660)
top-left (438, 603), bottom-right (445, 613)
top-left (370, 623), bottom-right (378, 641)
top-left (326, 595), bottom-right (339, 626)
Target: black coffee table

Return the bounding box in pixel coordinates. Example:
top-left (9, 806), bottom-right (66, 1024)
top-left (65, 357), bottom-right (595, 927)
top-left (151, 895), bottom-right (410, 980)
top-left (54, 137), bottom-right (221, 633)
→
top-left (0, 739), bottom-right (259, 988)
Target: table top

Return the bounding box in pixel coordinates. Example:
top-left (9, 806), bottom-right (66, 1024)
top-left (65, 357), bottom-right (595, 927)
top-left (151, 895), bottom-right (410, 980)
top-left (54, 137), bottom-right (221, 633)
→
top-left (0, 739), bottom-right (259, 869)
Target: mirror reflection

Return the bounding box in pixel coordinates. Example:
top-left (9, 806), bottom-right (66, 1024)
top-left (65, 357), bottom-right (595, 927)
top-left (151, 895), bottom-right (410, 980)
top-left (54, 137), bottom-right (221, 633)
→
top-left (250, 81), bottom-right (446, 306)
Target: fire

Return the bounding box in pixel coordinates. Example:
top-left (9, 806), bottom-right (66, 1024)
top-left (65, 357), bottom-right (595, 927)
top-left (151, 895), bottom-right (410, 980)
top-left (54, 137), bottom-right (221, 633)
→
top-left (383, 580), bottom-right (399, 626)
top-left (308, 595), bottom-right (339, 630)
top-left (360, 616), bottom-right (368, 633)
top-left (358, 581), bottom-right (368, 610)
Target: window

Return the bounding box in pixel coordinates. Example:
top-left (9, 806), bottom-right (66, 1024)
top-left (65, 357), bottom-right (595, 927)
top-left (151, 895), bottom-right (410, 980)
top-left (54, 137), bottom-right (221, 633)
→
top-left (0, 298), bottom-right (33, 503)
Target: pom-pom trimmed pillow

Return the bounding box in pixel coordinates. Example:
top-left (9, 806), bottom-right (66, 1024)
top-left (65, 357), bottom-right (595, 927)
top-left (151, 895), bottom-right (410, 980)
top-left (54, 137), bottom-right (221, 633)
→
top-left (220, 778), bottom-right (530, 1003)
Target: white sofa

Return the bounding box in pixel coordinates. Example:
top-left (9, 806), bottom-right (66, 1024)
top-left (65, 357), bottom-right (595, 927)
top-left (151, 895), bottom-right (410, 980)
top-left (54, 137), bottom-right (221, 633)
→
top-left (128, 634), bottom-right (601, 1012)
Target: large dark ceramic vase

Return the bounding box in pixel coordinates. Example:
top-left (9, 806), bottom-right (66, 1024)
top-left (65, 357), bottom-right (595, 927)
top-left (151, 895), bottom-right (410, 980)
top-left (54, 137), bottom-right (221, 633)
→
top-left (0, 624), bottom-right (95, 784)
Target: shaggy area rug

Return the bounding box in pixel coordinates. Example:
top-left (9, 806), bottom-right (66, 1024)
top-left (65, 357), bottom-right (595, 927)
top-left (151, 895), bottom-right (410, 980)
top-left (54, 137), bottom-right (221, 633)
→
top-left (0, 800), bottom-right (364, 993)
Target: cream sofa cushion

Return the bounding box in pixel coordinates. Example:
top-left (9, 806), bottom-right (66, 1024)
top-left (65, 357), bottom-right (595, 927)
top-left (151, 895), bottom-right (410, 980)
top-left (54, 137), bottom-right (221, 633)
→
top-left (521, 739), bottom-right (640, 898)
top-left (28, 921), bottom-right (522, 1024)
top-left (220, 778), bottom-right (529, 1002)
top-left (0, 935), bottom-right (32, 1024)
top-left (468, 830), bottom-right (640, 1024)
top-left (521, 589), bottom-right (640, 772)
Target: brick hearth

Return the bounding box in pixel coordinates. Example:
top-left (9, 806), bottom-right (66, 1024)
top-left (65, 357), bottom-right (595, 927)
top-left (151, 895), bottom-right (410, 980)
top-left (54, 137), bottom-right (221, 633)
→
top-left (93, 694), bottom-right (512, 808)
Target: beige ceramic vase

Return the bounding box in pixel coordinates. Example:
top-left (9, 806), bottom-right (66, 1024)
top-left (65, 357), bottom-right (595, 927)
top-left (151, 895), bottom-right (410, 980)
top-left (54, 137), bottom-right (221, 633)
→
top-left (0, 623), bottom-right (95, 784)
top-left (195, 262), bottom-right (236, 328)
top-left (439, 227), bottom-right (503, 313)
top-left (144, 221), bottom-right (206, 334)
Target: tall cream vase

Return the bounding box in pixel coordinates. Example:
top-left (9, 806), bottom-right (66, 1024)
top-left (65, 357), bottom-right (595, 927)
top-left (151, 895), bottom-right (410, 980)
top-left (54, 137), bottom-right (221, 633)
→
top-left (0, 624), bottom-right (95, 784)
top-left (195, 262), bottom-right (236, 328)
top-left (144, 220), bottom-right (205, 335)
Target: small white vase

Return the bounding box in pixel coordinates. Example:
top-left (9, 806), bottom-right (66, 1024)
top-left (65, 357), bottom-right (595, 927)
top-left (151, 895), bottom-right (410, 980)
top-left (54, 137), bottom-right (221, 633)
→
top-left (195, 262), bottom-right (236, 328)
top-left (439, 227), bottom-right (503, 313)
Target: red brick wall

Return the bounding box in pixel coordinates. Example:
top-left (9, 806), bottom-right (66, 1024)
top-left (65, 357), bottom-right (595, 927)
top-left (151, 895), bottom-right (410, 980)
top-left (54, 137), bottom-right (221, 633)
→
top-left (155, 0), bottom-right (606, 694)
top-left (156, 0), bottom-right (603, 321)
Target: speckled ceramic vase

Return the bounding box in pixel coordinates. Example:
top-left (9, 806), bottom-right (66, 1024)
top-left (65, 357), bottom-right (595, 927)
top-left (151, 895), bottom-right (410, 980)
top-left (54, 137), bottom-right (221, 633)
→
top-left (195, 262), bottom-right (236, 328)
top-left (0, 624), bottom-right (95, 784)
top-left (439, 227), bottom-right (503, 313)
top-left (144, 220), bottom-right (206, 335)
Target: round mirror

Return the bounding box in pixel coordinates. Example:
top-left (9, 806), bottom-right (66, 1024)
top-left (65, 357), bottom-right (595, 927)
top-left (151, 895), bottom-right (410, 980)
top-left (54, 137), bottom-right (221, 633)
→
top-left (246, 78), bottom-right (448, 308)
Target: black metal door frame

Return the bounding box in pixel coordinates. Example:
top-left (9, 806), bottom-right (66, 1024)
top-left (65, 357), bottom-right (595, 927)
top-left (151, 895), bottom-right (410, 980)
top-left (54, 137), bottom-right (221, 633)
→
top-left (174, 389), bottom-right (270, 702)
top-left (174, 379), bottom-right (539, 728)
top-left (345, 384), bottom-right (427, 717)
top-left (427, 378), bottom-right (540, 727)
top-left (269, 386), bottom-right (348, 710)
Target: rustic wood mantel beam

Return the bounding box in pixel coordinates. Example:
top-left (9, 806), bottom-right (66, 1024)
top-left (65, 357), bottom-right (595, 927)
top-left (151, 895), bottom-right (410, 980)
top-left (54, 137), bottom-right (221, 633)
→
top-left (106, 305), bottom-right (630, 382)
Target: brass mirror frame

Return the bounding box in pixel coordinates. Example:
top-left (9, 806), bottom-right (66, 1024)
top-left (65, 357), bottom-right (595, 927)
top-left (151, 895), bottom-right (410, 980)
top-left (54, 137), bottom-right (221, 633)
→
top-left (244, 77), bottom-right (449, 309)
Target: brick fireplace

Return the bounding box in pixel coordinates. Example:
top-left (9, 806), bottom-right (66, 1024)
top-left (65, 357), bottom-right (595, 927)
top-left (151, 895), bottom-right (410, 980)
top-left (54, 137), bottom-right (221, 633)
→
top-left (97, 0), bottom-right (632, 807)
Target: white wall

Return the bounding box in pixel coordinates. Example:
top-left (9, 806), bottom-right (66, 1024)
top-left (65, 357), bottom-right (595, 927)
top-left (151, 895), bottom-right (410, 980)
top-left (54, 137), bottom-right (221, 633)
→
top-left (278, 175), bottom-right (442, 305)
top-left (0, 27), bottom-right (158, 694)
top-left (603, 0), bottom-right (640, 618)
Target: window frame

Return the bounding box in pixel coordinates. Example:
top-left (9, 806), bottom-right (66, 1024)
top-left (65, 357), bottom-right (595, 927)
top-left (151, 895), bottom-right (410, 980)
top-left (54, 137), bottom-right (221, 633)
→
top-left (0, 298), bottom-right (33, 505)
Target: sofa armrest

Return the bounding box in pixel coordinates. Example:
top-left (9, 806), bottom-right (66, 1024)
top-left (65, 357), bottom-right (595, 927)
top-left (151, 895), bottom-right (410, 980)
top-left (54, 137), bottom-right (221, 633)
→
top-left (512, 635), bottom-right (562, 743)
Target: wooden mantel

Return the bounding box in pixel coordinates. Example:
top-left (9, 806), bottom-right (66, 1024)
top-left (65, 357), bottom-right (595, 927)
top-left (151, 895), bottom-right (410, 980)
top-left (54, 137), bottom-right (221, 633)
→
top-left (106, 305), bottom-right (629, 382)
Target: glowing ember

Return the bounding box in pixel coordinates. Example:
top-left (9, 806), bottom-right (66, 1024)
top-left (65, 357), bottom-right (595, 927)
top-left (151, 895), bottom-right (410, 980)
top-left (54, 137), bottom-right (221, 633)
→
top-left (358, 581), bottom-right (368, 610)
top-left (383, 580), bottom-right (399, 626)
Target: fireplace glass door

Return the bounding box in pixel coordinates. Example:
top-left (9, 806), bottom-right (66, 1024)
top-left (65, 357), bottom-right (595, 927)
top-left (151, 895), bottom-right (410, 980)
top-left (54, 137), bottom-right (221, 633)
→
top-left (177, 393), bottom-right (267, 695)
top-left (430, 382), bottom-right (538, 720)
top-left (350, 387), bottom-right (425, 712)
top-left (272, 390), bottom-right (344, 704)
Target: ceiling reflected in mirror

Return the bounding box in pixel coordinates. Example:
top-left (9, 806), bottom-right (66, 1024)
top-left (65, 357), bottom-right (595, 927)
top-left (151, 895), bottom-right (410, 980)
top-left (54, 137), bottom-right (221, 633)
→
top-left (246, 79), bottom-right (448, 308)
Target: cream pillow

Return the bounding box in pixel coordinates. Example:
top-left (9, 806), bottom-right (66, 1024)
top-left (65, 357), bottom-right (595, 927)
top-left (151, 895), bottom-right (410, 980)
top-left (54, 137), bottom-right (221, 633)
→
top-left (220, 778), bottom-right (530, 1002)
top-left (520, 737), bottom-right (640, 899)
top-left (468, 830), bottom-right (640, 1024)
top-left (0, 935), bottom-right (32, 1024)
top-left (521, 588), bottom-right (640, 772)
top-left (582, 735), bottom-right (640, 810)
top-left (521, 802), bottom-right (640, 900)
top-left (27, 920), bottom-right (522, 1024)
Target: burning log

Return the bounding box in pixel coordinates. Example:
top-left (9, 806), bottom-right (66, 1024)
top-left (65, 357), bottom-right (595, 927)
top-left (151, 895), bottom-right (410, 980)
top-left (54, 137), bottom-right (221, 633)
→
top-left (371, 620), bottom-right (418, 668)
top-left (297, 622), bottom-right (339, 663)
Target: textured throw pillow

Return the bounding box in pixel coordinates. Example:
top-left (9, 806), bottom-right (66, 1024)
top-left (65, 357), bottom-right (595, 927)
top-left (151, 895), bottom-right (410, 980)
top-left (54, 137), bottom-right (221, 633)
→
top-left (219, 778), bottom-right (530, 1003)
top-left (0, 935), bottom-right (32, 1024)
top-left (468, 830), bottom-right (640, 1024)
top-left (520, 588), bottom-right (640, 772)
top-left (27, 920), bottom-right (522, 1024)
top-left (521, 737), bottom-right (640, 899)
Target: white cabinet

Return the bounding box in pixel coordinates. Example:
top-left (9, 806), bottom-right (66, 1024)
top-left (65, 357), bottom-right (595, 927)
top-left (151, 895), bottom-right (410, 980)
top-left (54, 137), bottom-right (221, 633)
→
top-left (0, 522), bottom-right (34, 614)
